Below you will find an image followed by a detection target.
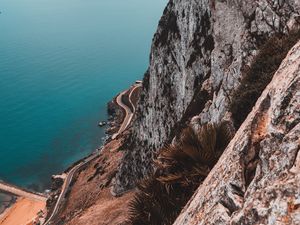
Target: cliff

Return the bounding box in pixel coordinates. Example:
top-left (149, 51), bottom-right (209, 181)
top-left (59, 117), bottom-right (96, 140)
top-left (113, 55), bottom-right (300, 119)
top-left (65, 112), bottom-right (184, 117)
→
top-left (114, 0), bottom-right (300, 194)
top-left (174, 39), bottom-right (300, 225)
top-left (51, 1), bottom-right (300, 224)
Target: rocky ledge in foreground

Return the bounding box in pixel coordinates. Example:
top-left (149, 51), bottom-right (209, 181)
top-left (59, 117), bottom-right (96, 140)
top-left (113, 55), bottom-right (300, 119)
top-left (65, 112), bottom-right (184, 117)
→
top-left (174, 40), bottom-right (300, 225)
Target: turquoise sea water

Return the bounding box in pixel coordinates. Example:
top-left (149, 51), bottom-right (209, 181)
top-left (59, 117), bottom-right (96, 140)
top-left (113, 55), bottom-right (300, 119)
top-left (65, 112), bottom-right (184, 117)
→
top-left (0, 0), bottom-right (166, 191)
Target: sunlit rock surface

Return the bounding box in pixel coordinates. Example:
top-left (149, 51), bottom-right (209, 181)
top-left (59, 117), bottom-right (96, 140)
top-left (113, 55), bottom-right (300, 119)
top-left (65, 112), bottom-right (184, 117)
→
top-left (114, 0), bottom-right (300, 195)
top-left (174, 40), bottom-right (300, 225)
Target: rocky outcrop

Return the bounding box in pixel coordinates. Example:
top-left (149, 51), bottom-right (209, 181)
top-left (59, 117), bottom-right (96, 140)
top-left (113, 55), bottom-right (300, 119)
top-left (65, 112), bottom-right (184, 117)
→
top-left (114, 0), bottom-right (300, 194)
top-left (174, 40), bottom-right (300, 225)
top-left (106, 99), bottom-right (125, 136)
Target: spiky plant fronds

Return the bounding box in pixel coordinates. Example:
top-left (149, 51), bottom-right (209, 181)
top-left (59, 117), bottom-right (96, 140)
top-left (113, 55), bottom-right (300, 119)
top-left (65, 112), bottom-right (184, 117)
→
top-left (128, 178), bottom-right (194, 225)
top-left (155, 143), bottom-right (210, 186)
top-left (155, 122), bottom-right (234, 186)
top-left (128, 121), bottom-right (235, 225)
top-left (197, 123), bottom-right (217, 160)
top-left (178, 123), bottom-right (219, 165)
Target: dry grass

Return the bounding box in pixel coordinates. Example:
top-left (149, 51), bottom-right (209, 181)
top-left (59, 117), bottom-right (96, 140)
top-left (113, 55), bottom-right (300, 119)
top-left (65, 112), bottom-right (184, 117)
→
top-left (128, 121), bottom-right (234, 225)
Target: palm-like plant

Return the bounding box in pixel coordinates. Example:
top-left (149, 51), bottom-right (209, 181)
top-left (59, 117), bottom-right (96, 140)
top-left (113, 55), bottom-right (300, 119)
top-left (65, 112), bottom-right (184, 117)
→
top-left (128, 121), bottom-right (234, 225)
top-left (128, 178), bottom-right (193, 225)
top-left (155, 121), bottom-right (234, 186)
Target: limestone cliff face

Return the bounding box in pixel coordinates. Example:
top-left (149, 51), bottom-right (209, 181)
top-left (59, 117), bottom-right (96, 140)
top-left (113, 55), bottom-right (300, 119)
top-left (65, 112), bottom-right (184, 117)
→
top-left (174, 40), bottom-right (300, 225)
top-left (114, 0), bottom-right (300, 194)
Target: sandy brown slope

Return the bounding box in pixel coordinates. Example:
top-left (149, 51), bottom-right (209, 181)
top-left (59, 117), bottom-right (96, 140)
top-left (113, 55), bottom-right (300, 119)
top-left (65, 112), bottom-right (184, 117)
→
top-left (53, 137), bottom-right (135, 225)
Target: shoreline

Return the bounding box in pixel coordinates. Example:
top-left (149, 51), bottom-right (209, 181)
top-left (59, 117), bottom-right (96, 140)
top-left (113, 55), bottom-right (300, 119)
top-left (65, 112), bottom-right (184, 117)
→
top-left (60, 89), bottom-right (126, 176)
top-left (0, 87), bottom-right (124, 199)
top-left (0, 82), bottom-right (141, 224)
top-left (44, 85), bottom-right (133, 223)
top-left (45, 82), bottom-right (141, 224)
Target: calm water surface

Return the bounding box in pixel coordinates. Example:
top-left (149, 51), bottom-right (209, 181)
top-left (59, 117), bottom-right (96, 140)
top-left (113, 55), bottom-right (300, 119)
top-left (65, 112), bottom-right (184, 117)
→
top-left (0, 0), bottom-right (166, 191)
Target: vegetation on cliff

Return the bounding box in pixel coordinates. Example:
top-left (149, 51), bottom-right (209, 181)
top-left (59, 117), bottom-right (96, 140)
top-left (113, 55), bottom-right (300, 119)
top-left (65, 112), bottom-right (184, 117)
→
top-left (128, 29), bottom-right (300, 224)
top-left (128, 121), bottom-right (234, 225)
top-left (230, 30), bottom-right (300, 129)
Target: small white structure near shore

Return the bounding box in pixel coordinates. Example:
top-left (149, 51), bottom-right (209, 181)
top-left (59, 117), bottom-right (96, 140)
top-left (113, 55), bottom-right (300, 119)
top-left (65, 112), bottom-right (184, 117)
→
top-left (98, 121), bottom-right (107, 127)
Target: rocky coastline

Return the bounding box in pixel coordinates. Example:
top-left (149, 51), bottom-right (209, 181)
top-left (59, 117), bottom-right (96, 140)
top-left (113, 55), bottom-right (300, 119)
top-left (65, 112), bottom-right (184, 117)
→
top-left (44, 0), bottom-right (300, 224)
top-left (44, 87), bottom-right (134, 223)
top-left (106, 96), bottom-right (126, 137)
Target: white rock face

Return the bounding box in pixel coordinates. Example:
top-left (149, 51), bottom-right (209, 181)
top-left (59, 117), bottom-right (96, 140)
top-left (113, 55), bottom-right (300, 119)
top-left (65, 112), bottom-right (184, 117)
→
top-left (174, 40), bottom-right (300, 225)
top-left (114, 0), bottom-right (300, 194)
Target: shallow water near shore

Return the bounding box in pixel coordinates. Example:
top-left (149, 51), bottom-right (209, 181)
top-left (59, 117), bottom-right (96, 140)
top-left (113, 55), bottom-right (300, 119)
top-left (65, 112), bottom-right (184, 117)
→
top-left (0, 192), bottom-right (16, 215)
top-left (0, 0), bottom-right (166, 191)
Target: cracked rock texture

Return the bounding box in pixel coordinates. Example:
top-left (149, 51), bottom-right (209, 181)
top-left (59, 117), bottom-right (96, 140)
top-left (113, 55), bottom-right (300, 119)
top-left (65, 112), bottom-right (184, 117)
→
top-left (114, 0), bottom-right (300, 194)
top-left (174, 40), bottom-right (300, 225)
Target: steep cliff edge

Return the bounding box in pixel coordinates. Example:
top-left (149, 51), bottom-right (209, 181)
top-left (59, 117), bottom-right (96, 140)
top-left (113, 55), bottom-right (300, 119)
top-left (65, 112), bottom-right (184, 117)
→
top-left (114, 0), bottom-right (300, 194)
top-left (174, 39), bottom-right (300, 225)
top-left (50, 1), bottom-right (300, 224)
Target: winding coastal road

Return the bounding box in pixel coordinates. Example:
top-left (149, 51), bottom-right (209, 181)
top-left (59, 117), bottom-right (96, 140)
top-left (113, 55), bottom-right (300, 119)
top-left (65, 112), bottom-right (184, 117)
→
top-left (112, 83), bottom-right (142, 139)
top-left (44, 82), bottom-right (141, 224)
top-left (44, 153), bottom-right (100, 225)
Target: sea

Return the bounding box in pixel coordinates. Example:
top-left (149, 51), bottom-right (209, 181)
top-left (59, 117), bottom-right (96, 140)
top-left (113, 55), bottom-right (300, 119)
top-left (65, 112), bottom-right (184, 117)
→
top-left (0, 0), bottom-right (166, 191)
